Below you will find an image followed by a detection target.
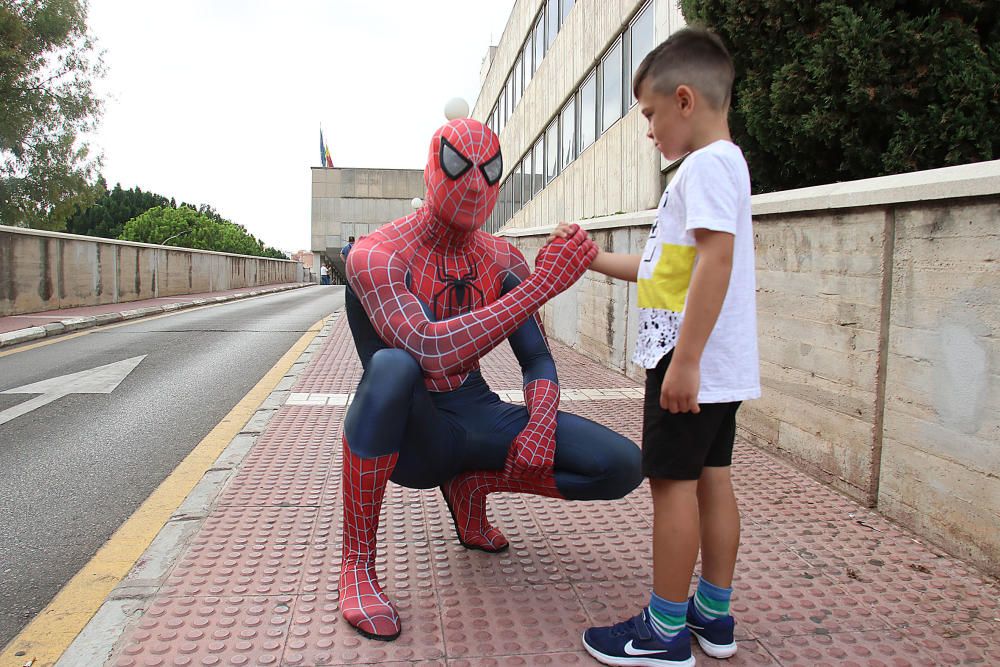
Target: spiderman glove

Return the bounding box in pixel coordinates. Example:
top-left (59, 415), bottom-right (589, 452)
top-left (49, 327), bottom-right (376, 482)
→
top-left (505, 378), bottom-right (560, 480)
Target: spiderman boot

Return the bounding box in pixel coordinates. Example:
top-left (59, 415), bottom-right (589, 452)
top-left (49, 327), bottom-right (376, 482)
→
top-left (442, 379), bottom-right (563, 552)
top-left (340, 436), bottom-right (401, 640)
top-left (442, 471), bottom-right (561, 552)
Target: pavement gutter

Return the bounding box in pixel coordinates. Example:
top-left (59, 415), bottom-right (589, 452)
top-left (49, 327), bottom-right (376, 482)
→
top-left (0, 283), bottom-right (314, 349)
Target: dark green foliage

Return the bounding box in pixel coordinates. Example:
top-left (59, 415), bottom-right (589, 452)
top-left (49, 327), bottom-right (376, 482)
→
top-left (680, 1), bottom-right (1000, 191)
top-left (65, 179), bottom-right (170, 239)
top-left (0, 0), bottom-right (104, 228)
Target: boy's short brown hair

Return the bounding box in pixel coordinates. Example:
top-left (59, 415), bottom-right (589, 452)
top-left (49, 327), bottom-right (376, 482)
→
top-left (632, 27), bottom-right (734, 110)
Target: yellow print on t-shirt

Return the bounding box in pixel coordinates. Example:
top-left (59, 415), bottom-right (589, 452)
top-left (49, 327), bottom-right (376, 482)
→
top-left (637, 243), bottom-right (697, 313)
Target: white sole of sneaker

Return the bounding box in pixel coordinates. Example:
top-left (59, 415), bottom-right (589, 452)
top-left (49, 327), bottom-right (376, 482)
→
top-left (582, 632), bottom-right (697, 667)
top-left (692, 632), bottom-right (737, 658)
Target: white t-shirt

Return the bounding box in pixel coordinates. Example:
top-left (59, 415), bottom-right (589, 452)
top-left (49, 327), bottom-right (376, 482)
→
top-left (320, 265), bottom-right (329, 276)
top-left (633, 140), bottom-right (760, 404)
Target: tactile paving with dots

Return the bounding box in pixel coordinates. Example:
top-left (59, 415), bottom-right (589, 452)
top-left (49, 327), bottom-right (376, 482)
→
top-left (281, 589), bottom-right (445, 665)
top-left (217, 406), bottom-right (342, 507)
top-left (105, 309), bottom-right (1000, 666)
top-left (112, 595), bottom-right (295, 667)
top-left (159, 507), bottom-right (320, 598)
top-left (292, 315), bottom-right (363, 393)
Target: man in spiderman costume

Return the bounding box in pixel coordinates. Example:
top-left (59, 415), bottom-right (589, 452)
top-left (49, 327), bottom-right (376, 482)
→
top-left (341, 115), bottom-right (642, 640)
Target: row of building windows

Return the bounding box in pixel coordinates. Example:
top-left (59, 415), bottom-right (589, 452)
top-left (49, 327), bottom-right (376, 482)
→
top-left (486, 0), bottom-right (575, 141)
top-left (484, 1), bottom-right (655, 234)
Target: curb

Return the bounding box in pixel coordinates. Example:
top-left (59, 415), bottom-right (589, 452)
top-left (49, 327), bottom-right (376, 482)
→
top-left (52, 314), bottom-right (337, 667)
top-left (0, 283), bottom-right (315, 349)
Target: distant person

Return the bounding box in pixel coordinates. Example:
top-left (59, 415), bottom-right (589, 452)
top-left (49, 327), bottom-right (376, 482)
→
top-left (320, 263), bottom-right (330, 285)
top-left (341, 236), bottom-right (356, 261)
top-left (568, 28), bottom-right (760, 666)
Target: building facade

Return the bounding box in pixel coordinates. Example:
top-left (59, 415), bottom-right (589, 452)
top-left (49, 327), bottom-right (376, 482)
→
top-left (310, 167), bottom-right (425, 280)
top-left (473, 0), bottom-right (686, 235)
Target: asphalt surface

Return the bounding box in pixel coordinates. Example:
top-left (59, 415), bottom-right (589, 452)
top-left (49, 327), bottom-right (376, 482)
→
top-left (0, 285), bottom-right (345, 650)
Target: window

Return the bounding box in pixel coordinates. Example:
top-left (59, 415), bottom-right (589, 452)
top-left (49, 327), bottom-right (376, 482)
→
top-left (560, 99), bottom-right (575, 169)
top-left (505, 76), bottom-right (513, 123)
top-left (544, 119), bottom-right (559, 183)
top-left (522, 41), bottom-right (533, 88)
top-left (532, 138), bottom-right (544, 196)
top-left (513, 54), bottom-right (523, 109)
top-left (498, 180), bottom-right (508, 226)
top-left (512, 164), bottom-right (522, 215)
top-left (532, 15), bottom-right (544, 74)
top-left (601, 38), bottom-right (623, 133)
top-left (561, 0), bottom-right (574, 25)
top-left (629, 2), bottom-right (655, 105)
top-left (497, 89), bottom-right (506, 135)
top-left (545, 0), bottom-right (558, 51)
top-left (521, 154), bottom-right (532, 205)
top-left (578, 71), bottom-right (597, 151)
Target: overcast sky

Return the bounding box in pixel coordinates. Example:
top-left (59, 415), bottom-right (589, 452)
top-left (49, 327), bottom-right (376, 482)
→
top-left (85, 0), bottom-right (516, 252)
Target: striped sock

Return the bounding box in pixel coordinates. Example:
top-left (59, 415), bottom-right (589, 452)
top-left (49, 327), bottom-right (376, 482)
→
top-left (648, 592), bottom-right (687, 642)
top-left (693, 576), bottom-right (732, 621)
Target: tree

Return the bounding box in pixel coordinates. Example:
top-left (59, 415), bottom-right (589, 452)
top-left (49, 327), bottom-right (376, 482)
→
top-left (120, 206), bottom-right (289, 259)
top-left (681, 1), bottom-right (1000, 192)
top-left (64, 179), bottom-right (171, 239)
top-left (0, 0), bottom-right (105, 229)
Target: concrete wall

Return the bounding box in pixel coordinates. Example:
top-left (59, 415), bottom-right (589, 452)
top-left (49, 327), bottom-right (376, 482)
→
top-left (501, 160), bottom-right (1000, 575)
top-left (0, 226), bottom-right (305, 317)
top-left (473, 0), bottom-right (685, 230)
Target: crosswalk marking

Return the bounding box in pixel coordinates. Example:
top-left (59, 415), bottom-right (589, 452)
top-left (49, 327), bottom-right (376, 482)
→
top-left (285, 387), bottom-right (644, 407)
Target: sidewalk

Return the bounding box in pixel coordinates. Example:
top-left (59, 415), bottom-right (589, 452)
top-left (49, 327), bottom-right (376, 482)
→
top-left (0, 283), bottom-right (313, 347)
top-left (67, 312), bottom-right (1000, 666)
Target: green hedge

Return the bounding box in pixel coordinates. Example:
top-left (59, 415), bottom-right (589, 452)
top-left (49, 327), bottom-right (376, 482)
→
top-left (681, 1), bottom-right (1000, 191)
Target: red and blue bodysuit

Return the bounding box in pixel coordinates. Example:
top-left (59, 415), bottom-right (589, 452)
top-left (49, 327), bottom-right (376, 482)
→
top-left (340, 117), bottom-right (642, 640)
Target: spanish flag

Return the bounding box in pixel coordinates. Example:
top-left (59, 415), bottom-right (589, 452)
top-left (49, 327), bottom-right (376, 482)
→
top-left (325, 144), bottom-right (333, 168)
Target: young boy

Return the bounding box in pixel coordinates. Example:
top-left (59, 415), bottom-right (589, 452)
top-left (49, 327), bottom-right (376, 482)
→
top-left (565, 28), bottom-right (760, 666)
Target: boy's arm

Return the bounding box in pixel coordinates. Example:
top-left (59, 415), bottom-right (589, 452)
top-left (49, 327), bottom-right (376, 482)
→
top-left (548, 223), bottom-right (642, 282)
top-left (590, 250), bottom-right (642, 282)
top-left (660, 228), bottom-right (734, 413)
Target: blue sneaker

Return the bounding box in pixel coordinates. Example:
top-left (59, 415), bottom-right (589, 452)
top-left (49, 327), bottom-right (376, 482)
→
top-left (582, 609), bottom-right (695, 666)
top-left (686, 597), bottom-right (737, 658)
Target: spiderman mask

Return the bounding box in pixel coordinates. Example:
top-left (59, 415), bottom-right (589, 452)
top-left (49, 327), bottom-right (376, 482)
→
top-left (424, 119), bottom-right (502, 233)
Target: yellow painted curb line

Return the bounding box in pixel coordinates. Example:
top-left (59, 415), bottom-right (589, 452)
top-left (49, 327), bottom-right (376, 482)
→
top-left (0, 316), bottom-right (328, 667)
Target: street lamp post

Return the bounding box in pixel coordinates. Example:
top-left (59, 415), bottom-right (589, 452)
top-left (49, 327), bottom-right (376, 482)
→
top-left (161, 229), bottom-right (191, 246)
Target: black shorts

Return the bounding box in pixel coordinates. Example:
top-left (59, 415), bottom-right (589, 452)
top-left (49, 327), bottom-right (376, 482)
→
top-left (642, 352), bottom-right (741, 480)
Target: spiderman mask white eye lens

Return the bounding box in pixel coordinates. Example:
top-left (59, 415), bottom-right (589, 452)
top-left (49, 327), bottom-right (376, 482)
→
top-left (440, 138), bottom-right (473, 180)
top-left (480, 151), bottom-right (502, 185)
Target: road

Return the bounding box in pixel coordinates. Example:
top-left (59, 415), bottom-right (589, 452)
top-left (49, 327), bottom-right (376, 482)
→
top-left (0, 285), bottom-right (345, 649)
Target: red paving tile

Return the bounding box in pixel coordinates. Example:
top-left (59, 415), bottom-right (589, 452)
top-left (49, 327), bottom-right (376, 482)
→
top-left (106, 311), bottom-right (1000, 666)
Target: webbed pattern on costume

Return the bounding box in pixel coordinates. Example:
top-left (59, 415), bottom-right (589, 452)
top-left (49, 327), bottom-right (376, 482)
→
top-left (425, 119), bottom-right (501, 232)
top-left (338, 113), bottom-right (611, 642)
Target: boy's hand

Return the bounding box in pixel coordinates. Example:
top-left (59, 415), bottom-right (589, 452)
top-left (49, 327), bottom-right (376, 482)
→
top-left (660, 357), bottom-right (701, 414)
top-left (547, 222), bottom-right (579, 243)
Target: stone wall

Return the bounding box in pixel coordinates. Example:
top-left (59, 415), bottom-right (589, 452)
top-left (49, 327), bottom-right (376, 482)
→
top-left (0, 226), bottom-right (305, 317)
top-left (501, 159), bottom-right (1000, 575)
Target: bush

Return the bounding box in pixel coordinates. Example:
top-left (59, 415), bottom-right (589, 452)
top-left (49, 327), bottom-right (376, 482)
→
top-left (681, 1), bottom-right (1000, 191)
top-left (120, 206), bottom-right (279, 258)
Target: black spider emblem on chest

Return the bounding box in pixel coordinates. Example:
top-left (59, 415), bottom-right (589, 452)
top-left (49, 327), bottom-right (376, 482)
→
top-left (432, 256), bottom-right (485, 319)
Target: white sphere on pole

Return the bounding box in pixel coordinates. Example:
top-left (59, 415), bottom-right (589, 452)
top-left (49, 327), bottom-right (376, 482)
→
top-left (444, 98), bottom-right (470, 120)
top-left (411, 197), bottom-right (423, 210)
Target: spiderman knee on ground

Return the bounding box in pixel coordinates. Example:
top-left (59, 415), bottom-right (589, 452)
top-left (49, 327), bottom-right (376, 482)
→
top-left (337, 114), bottom-right (641, 641)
